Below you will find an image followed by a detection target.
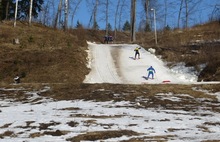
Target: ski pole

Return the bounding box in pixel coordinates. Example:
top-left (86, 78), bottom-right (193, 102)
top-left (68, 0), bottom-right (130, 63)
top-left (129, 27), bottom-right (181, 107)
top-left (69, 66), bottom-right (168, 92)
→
top-left (154, 73), bottom-right (157, 79)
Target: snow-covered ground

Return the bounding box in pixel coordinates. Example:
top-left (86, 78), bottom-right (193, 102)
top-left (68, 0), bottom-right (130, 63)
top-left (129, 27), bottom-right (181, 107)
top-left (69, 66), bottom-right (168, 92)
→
top-left (84, 42), bottom-right (218, 84)
top-left (0, 42), bottom-right (220, 141)
top-left (0, 86), bottom-right (220, 142)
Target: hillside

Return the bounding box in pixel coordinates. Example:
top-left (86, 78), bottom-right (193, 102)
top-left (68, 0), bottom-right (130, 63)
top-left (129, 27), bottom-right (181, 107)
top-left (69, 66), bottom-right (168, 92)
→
top-left (0, 21), bottom-right (89, 84)
top-left (0, 21), bottom-right (219, 84)
top-left (0, 21), bottom-right (220, 142)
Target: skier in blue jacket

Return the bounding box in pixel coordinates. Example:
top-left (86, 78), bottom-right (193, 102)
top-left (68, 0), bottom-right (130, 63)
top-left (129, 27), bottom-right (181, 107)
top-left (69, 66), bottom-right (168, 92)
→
top-left (147, 66), bottom-right (156, 79)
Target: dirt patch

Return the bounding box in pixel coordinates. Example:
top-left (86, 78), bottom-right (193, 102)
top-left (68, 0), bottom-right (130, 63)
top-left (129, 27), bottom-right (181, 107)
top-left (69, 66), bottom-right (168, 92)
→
top-left (110, 45), bottom-right (124, 80)
top-left (66, 130), bottom-right (139, 142)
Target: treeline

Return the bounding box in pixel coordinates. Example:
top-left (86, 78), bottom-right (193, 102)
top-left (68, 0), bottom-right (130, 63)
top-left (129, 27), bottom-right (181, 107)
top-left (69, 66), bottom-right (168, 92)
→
top-left (0, 0), bottom-right (219, 33)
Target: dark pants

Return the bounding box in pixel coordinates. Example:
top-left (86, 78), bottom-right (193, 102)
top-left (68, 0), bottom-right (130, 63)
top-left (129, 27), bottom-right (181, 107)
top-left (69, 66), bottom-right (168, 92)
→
top-left (147, 72), bottom-right (154, 79)
top-left (135, 52), bottom-right (140, 59)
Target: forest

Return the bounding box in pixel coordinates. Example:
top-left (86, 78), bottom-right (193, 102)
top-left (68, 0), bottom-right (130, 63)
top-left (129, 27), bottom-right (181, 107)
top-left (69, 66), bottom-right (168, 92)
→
top-left (1, 0), bottom-right (219, 32)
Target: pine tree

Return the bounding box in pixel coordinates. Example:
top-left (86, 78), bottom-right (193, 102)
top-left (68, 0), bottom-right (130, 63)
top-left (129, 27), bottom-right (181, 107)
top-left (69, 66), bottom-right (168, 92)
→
top-left (122, 20), bottom-right (131, 31)
top-left (107, 23), bottom-right (112, 31)
top-left (3, 0), bottom-right (44, 20)
top-left (0, 0), bottom-right (11, 20)
top-left (76, 20), bottom-right (83, 28)
top-left (93, 21), bottom-right (99, 30)
top-left (145, 23), bottom-right (151, 32)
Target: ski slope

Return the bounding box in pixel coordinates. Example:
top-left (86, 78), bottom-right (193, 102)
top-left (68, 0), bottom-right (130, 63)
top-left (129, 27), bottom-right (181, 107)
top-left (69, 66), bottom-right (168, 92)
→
top-left (84, 41), bottom-right (198, 84)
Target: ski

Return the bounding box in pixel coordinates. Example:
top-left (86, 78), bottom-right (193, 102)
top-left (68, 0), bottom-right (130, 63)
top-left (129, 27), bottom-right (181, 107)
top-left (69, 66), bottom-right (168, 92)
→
top-left (129, 57), bottom-right (141, 60)
top-left (162, 80), bottom-right (171, 83)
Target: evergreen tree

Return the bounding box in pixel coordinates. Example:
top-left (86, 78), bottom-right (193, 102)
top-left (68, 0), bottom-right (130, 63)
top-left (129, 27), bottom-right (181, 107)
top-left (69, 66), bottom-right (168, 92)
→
top-left (164, 24), bottom-right (171, 31)
top-left (107, 23), bottom-right (112, 31)
top-left (0, 0), bottom-right (2, 20)
top-left (145, 23), bottom-right (151, 32)
top-left (76, 20), bottom-right (83, 28)
top-left (92, 21), bottom-right (99, 30)
top-left (1, 0), bottom-right (44, 20)
top-left (122, 20), bottom-right (131, 31)
top-left (0, 0), bottom-right (11, 20)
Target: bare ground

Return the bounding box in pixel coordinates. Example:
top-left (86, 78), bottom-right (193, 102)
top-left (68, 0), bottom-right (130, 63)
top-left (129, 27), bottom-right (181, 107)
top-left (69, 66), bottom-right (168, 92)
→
top-left (0, 83), bottom-right (220, 141)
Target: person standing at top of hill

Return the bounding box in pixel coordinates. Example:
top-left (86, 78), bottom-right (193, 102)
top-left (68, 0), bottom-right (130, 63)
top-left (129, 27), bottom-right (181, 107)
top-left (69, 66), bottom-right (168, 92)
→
top-left (134, 47), bottom-right (141, 59)
top-left (147, 66), bottom-right (156, 79)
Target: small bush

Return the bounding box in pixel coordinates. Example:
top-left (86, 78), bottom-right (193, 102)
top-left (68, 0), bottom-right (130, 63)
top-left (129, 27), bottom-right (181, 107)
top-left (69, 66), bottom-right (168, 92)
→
top-left (28, 35), bottom-right (34, 43)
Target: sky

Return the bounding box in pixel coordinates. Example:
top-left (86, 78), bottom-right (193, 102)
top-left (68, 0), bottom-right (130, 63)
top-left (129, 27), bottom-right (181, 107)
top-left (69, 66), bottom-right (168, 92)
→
top-left (73, 0), bottom-right (219, 30)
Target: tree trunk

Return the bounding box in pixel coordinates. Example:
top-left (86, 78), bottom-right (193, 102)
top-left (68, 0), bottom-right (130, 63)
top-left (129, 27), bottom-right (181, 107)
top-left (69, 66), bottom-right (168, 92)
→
top-left (54, 0), bottom-right (62, 29)
top-left (14, 0), bottom-right (18, 27)
top-left (164, 0), bottom-right (167, 28)
top-left (185, 0), bottom-right (188, 28)
top-left (105, 0), bottom-right (109, 36)
top-left (114, 0), bottom-right (121, 40)
top-left (145, 0), bottom-right (150, 30)
top-left (43, 1), bottom-right (50, 26)
top-left (71, 0), bottom-right (82, 28)
top-left (5, 0), bottom-right (9, 20)
top-left (64, 0), bottom-right (69, 31)
top-left (29, 0), bottom-right (33, 25)
top-left (87, 0), bottom-right (98, 29)
top-left (118, 0), bottom-right (126, 31)
top-left (130, 0), bottom-right (136, 42)
top-left (177, 0), bottom-right (184, 28)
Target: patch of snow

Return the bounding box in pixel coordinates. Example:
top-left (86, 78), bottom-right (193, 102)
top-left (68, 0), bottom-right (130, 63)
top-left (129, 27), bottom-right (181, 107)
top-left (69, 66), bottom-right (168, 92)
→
top-left (192, 87), bottom-right (220, 101)
top-left (1, 87), bottom-right (220, 141)
top-left (0, 100), bottom-right (216, 141)
top-left (148, 48), bottom-right (156, 54)
top-left (170, 62), bottom-right (198, 82)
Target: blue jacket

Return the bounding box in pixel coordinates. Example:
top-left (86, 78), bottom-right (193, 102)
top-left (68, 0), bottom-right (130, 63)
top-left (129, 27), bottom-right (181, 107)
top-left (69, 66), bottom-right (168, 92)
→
top-left (147, 66), bottom-right (156, 73)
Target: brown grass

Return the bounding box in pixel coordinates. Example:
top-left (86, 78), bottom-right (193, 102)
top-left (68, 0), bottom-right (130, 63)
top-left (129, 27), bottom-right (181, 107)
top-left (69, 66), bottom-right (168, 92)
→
top-left (1, 20), bottom-right (219, 83)
top-left (67, 130), bottom-right (139, 142)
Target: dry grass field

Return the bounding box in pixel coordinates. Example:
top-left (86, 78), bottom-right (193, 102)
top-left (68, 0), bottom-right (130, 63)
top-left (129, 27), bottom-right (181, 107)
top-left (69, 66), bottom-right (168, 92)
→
top-left (0, 21), bottom-right (219, 83)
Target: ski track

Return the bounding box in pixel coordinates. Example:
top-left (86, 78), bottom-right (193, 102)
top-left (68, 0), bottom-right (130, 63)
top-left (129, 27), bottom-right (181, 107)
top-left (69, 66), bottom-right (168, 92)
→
top-left (84, 42), bottom-right (190, 84)
top-left (84, 43), bottom-right (121, 83)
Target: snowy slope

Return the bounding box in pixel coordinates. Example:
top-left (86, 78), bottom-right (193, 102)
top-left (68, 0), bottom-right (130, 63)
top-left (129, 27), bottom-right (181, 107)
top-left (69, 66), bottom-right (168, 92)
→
top-left (84, 42), bottom-right (198, 84)
top-left (0, 87), bottom-right (220, 142)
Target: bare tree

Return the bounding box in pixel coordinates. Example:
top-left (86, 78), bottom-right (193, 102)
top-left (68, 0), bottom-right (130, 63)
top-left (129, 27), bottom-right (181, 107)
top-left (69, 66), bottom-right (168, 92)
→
top-left (29, 0), bottom-right (33, 25)
top-left (211, 4), bottom-right (220, 21)
top-left (14, 0), bottom-right (18, 27)
top-left (87, 0), bottom-right (99, 29)
top-left (177, 0), bottom-right (201, 28)
top-left (54, 0), bottom-right (63, 29)
top-left (118, 0), bottom-right (127, 31)
top-left (164, 0), bottom-right (167, 27)
top-left (38, 0), bottom-right (49, 26)
top-left (97, 0), bottom-right (112, 33)
top-left (184, 0), bottom-right (188, 28)
top-left (142, 0), bottom-right (157, 31)
top-left (64, 0), bottom-right (69, 30)
top-left (5, 0), bottom-right (10, 20)
top-left (144, 0), bottom-right (150, 29)
top-left (69, 0), bottom-right (82, 28)
top-left (177, 0), bottom-right (183, 28)
top-left (130, 0), bottom-right (136, 41)
top-left (105, 0), bottom-right (109, 35)
top-left (114, 0), bottom-right (121, 40)
top-left (93, 0), bottom-right (98, 29)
